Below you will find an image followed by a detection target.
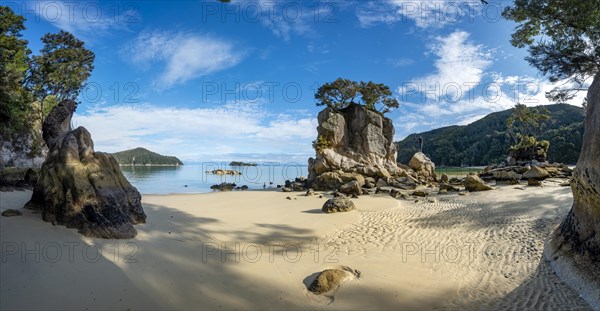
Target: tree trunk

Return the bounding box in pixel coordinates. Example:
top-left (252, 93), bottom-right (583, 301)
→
top-left (546, 71), bottom-right (600, 308)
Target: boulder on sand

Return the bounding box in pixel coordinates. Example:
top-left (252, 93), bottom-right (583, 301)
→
top-left (408, 152), bottom-right (437, 181)
top-left (307, 267), bottom-right (360, 295)
top-left (463, 174), bottom-right (493, 191)
top-left (322, 198), bottom-right (356, 213)
top-left (523, 166), bottom-right (550, 180)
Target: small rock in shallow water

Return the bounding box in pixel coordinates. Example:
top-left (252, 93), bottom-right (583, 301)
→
top-left (2, 209), bottom-right (23, 217)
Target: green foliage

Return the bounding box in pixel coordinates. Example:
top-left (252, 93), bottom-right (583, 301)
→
top-left (506, 103), bottom-right (551, 145)
top-left (0, 6), bottom-right (33, 141)
top-left (396, 104), bottom-right (585, 166)
top-left (315, 78), bottom-right (399, 114)
top-left (508, 134), bottom-right (550, 162)
top-left (28, 30), bottom-right (95, 103)
top-left (502, 0), bottom-right (600, 101)
top-left (312, 135), bottom-right (331, 151)
top-left (509, 134), bottom-right (549, 152)
top-left (1, 7), bottom-right (97, 163)
top-left (111, 147), bottom-right (184, 166)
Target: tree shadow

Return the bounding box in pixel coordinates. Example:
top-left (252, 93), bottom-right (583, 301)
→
top-left (487, 258), bottom-right (590, 310)
top-left (407, 187), bottom-right (574, 232)
top-left (0, 192), bottom-right (159, 310)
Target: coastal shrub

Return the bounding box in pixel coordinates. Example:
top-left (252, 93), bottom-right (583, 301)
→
top-left (312, 135), bottom-right (331, 151)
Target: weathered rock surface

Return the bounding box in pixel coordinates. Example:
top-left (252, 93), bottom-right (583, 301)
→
top-left (408, 152), bottom-right (437, 181)
top-left (464, 174), bottom-right (493, 191)
top-left (24, 100), bottom-right (146, 239)
top-left (308, 104), bottom-right (402, 190)
top-left (545, 72), bottom-right (600, 308)
top-left (322, 198), bottom-right (356, 213)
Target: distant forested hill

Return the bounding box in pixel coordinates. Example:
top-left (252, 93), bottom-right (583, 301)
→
top-left (396, 104), bottom-right (585, 166)
top-left (112, 148), bottom-right (183, 166)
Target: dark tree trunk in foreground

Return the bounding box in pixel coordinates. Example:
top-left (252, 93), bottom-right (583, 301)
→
top-left (546, 71), bottom-right (600, 307)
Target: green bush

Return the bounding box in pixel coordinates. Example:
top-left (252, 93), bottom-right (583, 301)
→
top-left (312, 135), bottom-right (331, 151)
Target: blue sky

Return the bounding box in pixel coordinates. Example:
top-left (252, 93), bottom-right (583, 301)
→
top-left (8, 0), bottom-right (588, 163)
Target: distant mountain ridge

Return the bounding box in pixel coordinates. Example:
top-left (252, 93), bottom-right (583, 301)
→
top-left (112, 147), bottom-right (183, 166)
top-left (396, 104), bottom-right (585, 166)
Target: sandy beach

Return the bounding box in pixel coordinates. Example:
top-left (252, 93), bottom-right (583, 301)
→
top-left (0, 181), bottom-right (592, 310)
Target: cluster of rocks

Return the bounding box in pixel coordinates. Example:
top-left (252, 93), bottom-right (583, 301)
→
top-left (281, 178), bottom-right (307, 192)
top-left (25, 100), bottom-right (146, 239)
top-left (210, 182), bottom-right (248, 191)
top-left (479, 162), bottom-right (573, 185)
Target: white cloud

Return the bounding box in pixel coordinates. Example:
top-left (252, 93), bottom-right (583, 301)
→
top-left (357, 0), bottom-right (480, 28)
top-left (401, 30), bottom-right (492, 101)
top-left (73, 102), bottom-right (317, 162)
top-left (257, 0), bottom-right (313, 42)
top-left (32, 1), bottom-right (134, 38)
top-left (123, 30), bottom-right (243, 88)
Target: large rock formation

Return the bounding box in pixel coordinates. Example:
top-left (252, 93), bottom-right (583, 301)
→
top-left (545, 71), bottom-right (600, 308)
top-left (25, 100), bottom-right (146, 239)
top-left (308, 104), bottom-right (404, 190)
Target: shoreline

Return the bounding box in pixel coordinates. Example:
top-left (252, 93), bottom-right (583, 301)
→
top-left (0, 182), bottom-right (592, 310)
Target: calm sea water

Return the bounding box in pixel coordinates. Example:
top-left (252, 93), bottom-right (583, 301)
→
top-left (121, 163), bottom-right (309, 195)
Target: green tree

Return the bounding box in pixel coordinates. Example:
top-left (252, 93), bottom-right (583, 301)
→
top-left (504, 0), bottom-right (600, 286)
top-left (0, 6), bottom-right (33, 140)
top-left (506, 103), bottom-right (551, 144)
top-left (28, 30), bottom-right (95, 121)
top-left (503, 0), bottom-right (600, 103)
top-left (315, 78), bottom-right (399, 114)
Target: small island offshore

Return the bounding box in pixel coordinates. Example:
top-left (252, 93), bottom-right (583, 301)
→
top-left (111, 147), bottom-right (183, 166)
top-left (229, 161), bottom-right (257, 166)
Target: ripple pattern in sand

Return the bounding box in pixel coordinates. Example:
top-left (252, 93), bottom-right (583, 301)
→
top-left (319, 188), bottom-right (591, 310)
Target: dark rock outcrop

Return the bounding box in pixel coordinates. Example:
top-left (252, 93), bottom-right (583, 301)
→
top-left (211, 182), bottom-right (237, 191)
top-left (322, 198), bottom-right (356, 213)
top-left (308, 104), bottom-right (403, 190)
top-left (24, 100), bottom-right (146, 239)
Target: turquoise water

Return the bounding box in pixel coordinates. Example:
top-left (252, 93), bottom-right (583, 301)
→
top-left (120, 163), bottom-right (309, 195)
